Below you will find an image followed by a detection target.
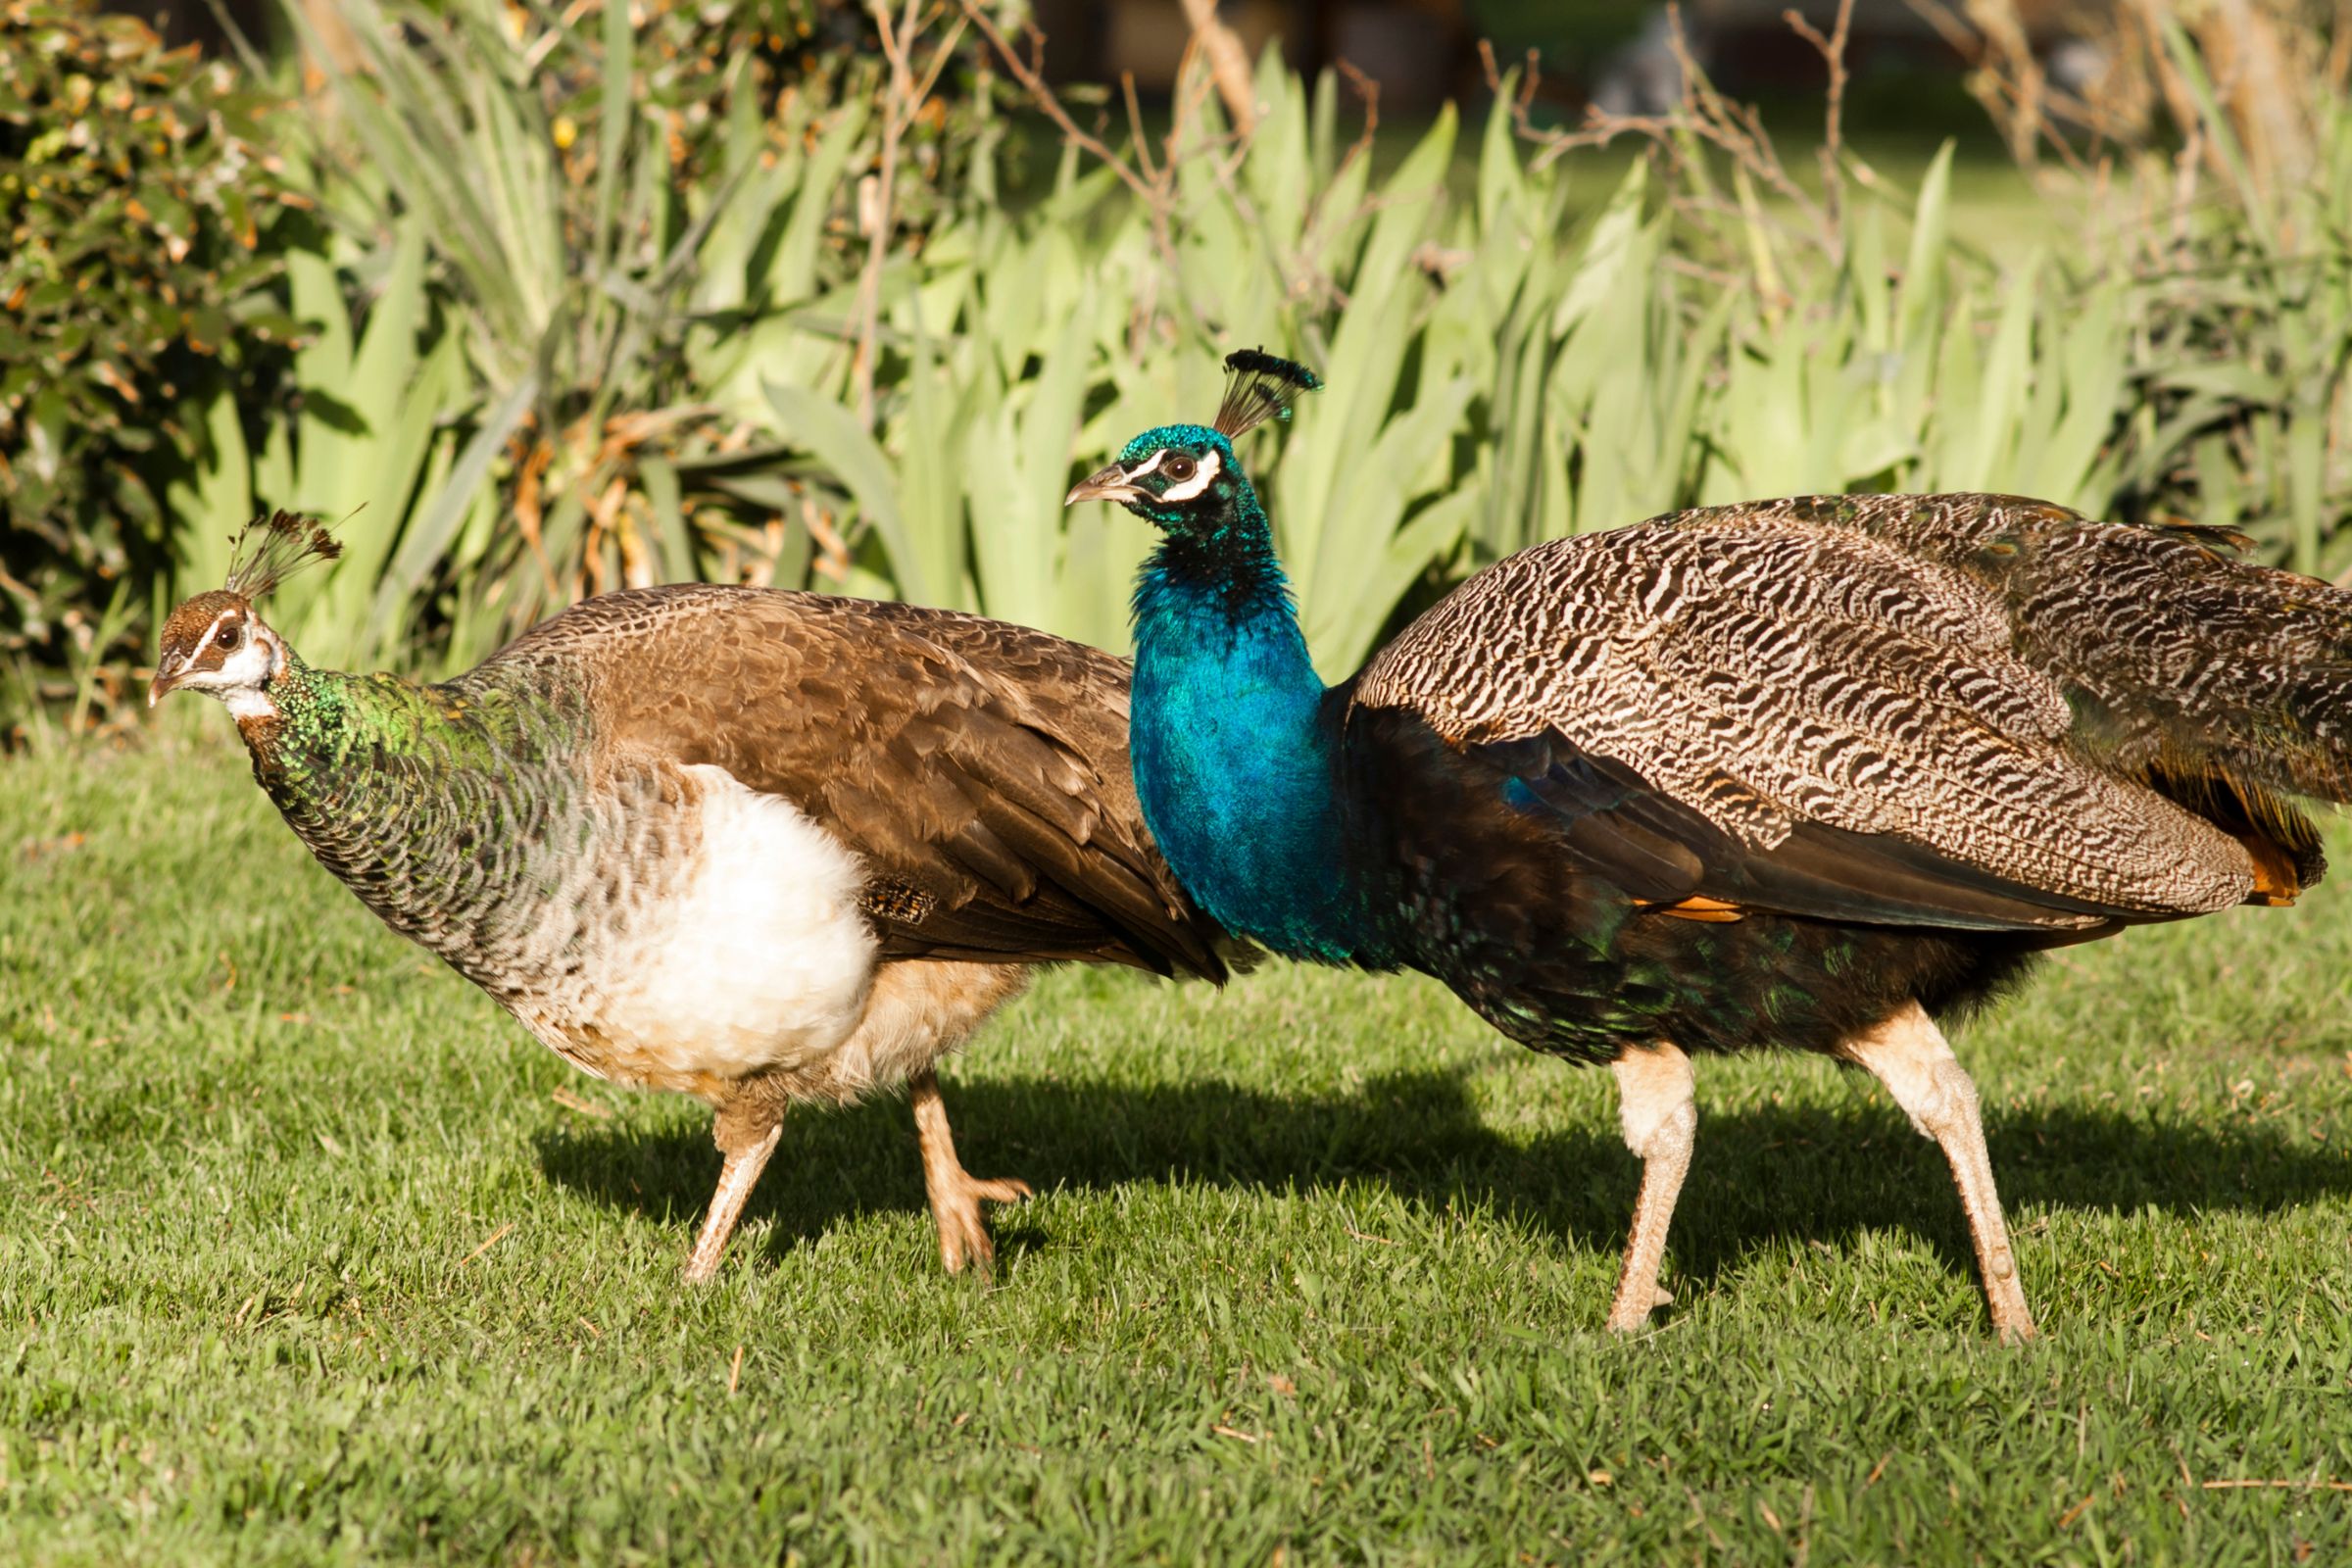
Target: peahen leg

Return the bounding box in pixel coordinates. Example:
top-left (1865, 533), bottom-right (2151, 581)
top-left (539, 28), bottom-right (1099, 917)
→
top-left (909, 1068), bottom-right (1032, 1278)
top-left (684, 1105), bottom-right (785, 1284)
top-left (1840, 1000), bottom-right (2037, 1343)
top-left (1606, 1040), bottom-right (1697, 1335)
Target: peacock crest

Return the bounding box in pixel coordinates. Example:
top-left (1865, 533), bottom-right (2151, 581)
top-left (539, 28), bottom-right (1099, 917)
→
top-left (1213, 348), bottom-right (1321, 441)
top-left (223, 510), bottom-right (345, 601)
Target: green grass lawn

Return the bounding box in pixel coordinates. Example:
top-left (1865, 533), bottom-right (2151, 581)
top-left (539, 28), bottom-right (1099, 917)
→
top-left (6, 740), bottom-right (2352, 1564)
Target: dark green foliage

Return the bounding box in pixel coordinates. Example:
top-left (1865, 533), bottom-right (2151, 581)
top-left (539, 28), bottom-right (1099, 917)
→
top-left (220, 0), bottom-right (1015, 685)
top-left (0, 0), bottom-right (300, 721)
top-left (2125, 224), bottom-right (2352, 578)
top-left (615, 0), bottom-right (992, 223)
top-left (9, 0), bottom-right (2350, 754)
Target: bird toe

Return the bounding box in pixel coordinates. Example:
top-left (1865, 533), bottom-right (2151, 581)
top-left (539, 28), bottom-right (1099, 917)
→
top-left (938, 1217), bottom-right (996, 1279)
top-left (969, 1176), bottom-right (1033, 1205)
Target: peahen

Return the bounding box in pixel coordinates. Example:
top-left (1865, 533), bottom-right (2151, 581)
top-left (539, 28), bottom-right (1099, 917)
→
top-left (1067, 350), bottom-right (2352, 1342)
top-left (151, 514), bottom-right (1236, 1282)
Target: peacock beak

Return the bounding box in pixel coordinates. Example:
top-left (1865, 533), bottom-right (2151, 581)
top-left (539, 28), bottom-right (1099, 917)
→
top-left (1064, 464), bottom-right (1139, 508)
top-left (148, 655), bottom-right (188, 708)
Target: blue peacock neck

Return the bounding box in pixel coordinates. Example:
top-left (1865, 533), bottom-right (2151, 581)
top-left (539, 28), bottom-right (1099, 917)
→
top-left (1127, 493), bottom-right (1390, 966)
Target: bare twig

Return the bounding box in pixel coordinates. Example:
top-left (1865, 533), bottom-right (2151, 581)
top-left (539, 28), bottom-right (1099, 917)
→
top-left (457, 1222), bottom-right (514, 1267)
top-left (1121, 72), bottom-right (1159, 185)
top-left (1975, 0), bottom-right (2048, 165)
top-left (1478, 8), bottom-right (1834, 278)
top-left (551, 1087), bottom-right (612, 1120)
top-left (1783, 0), bottom-right (1853, 247)
top-left (1335, 58), bottom-right (1382, 172)
top-left (519, 0), bottom-right (598, 75)
top-left (857, 2), bottom-right (909, 428)
top-left (802, 496), bottom-right (853, 582)
top-left (955, 1), bottom-right (1155, 204)
top-left (852, 0), bottom-right (969, 430)
top-left (1178, 0), bottom-right (1257, 133)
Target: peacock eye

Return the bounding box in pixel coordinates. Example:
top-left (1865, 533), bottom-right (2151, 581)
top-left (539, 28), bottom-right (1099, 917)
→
top-left (1161, 455), bottom-right (1196, 483)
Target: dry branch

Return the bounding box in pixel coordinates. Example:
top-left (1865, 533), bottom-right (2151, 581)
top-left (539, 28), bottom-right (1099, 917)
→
top-left (1178, 0), bottom-right (1258, 133)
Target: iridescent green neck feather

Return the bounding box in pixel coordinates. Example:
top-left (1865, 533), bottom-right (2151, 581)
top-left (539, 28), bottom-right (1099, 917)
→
top-left (241, 650), bottom-right (596, 984)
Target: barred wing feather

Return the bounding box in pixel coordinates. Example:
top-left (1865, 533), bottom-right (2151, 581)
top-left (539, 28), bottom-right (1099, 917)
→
top-left (1352, 504), bottom-right (2260, 927)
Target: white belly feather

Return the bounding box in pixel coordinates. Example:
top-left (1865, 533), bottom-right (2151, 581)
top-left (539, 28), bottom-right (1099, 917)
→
top-left (581, 764), bottom-right (879, 1089)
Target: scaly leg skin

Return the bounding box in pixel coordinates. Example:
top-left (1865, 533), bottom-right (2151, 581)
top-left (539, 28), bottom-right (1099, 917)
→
top-left (1606, 1040), bottom-right (1697, 1335)
top-left (1840, 1000), bottom-right (2037, 1344)
top-left (683, 1112), bottom-right (784, 1285)
top-left (909, 1067), bottom-right (1031, 1278)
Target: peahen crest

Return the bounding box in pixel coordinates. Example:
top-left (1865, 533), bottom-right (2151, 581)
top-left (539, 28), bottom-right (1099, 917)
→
top-left (1213, 349), bottom-right (1322, 441)
top-left (224, 510), bottom-right (346, 601)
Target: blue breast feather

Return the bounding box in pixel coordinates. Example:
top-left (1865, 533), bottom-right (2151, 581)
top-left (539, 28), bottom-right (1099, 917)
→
top-left (1128, 564), bottom-right (1386, 965)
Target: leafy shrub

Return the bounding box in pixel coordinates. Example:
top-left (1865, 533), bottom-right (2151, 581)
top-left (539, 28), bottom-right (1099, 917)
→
top-left (163, 0), bottom-right (1008, 678)
top-left (0, 0), bottom-right (300, 729)
top-left (8, 0), bottom-right (2350, 740)
top-left (1914, 0), bottom-right (2352, 575)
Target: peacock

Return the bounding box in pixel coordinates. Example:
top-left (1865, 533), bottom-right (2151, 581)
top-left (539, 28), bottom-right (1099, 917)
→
top-left (150, 514), bottom-right (1237, 1282)
top-left (1067, 350), bottom-right (2352, 1342)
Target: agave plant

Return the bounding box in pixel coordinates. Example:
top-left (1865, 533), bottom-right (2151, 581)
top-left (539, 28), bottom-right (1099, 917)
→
top-left (16, 0), bottom-right (2349, 737)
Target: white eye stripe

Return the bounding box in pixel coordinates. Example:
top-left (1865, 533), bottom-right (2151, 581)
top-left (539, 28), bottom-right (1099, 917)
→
top-left (1124, 449), bottom-right (1168, 482)
top-left (1158, 447), bottom-right (1220, 502)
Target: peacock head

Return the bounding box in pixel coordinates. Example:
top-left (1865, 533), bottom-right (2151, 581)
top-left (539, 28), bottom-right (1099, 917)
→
top-left (1064, 350), bottom-right (1320, 538)
top-left (150, 511), bottom-right (342, 716)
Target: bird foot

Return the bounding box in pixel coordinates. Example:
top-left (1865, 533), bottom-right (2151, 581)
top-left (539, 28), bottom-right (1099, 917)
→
top-left (930, 1172), bottom-right (1033, 1278)
top-left (1604, 1284), bottom-right (1675, 1336)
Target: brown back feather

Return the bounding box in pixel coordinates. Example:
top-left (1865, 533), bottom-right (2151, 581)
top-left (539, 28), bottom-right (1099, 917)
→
top-left (485, 585), bottom-right (1234, 979)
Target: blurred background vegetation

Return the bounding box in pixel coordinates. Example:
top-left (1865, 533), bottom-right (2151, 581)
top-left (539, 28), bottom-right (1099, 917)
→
top-left (2, 0), bottom-right (2347, 741)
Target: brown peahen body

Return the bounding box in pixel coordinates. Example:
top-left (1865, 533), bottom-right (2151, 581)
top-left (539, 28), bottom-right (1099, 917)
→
top-left (152, 518), bottom-right (1236, 1282)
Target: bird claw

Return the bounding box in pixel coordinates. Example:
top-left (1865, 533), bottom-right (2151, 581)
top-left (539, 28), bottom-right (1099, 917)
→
top-left (932, 1174), bottom-right (1033, 1278)
top-left (1604, 1283), bottom-right (1677, 1335)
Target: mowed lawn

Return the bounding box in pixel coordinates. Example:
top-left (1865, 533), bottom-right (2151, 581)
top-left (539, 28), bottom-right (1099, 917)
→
top-left (5, 739), bottom-right (2352, 1565)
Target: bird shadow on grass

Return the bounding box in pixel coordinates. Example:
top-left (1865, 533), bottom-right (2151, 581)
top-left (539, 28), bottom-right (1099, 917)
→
top-left (531, 1066), bottom-right (2352, 1294)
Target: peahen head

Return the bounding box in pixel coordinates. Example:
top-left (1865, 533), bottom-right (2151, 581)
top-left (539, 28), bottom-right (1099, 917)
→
top-left (1064, 350), bottom-right (1320, 542)
top-left (150, 511), bottom-right (341, 717)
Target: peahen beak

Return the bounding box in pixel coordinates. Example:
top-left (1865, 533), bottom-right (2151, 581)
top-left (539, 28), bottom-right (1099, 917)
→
top-left (1064, 464), bottom-right (1139, 507)
top-left (148, 655), bottom-right (188, 708)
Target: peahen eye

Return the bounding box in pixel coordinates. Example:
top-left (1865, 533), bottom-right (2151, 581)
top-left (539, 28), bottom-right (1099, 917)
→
top-left (1161, 455), bottom-right (1196, 483)
top-left (217, 623), bottom-right (243, 651)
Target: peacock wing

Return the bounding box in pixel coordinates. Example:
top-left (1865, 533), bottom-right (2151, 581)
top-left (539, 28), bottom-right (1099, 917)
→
top-left (491, 585), bottom-right (1231, 978)
top-left (1351, 510), bottom-right (2259, 929)
top-left (1769, 492), bottom-right (2352, 882)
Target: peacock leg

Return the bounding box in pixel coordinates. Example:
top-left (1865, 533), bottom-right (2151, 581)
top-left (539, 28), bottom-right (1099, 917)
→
top-left (909, 1068), bottom-right (1032, 1278)
top-left (683, 1107), bottom-right (785, 1284)
top-left (1605, 1040), bottom-right (1697, 1334)
top-left (1840, 1000), bottom-right (2037, 1344)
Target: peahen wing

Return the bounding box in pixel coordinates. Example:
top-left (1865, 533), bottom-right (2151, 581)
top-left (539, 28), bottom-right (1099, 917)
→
top-left (1351, 503), bottom-right (2262, 929)
top-left (489, 585), bottom-right (1234, 978)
